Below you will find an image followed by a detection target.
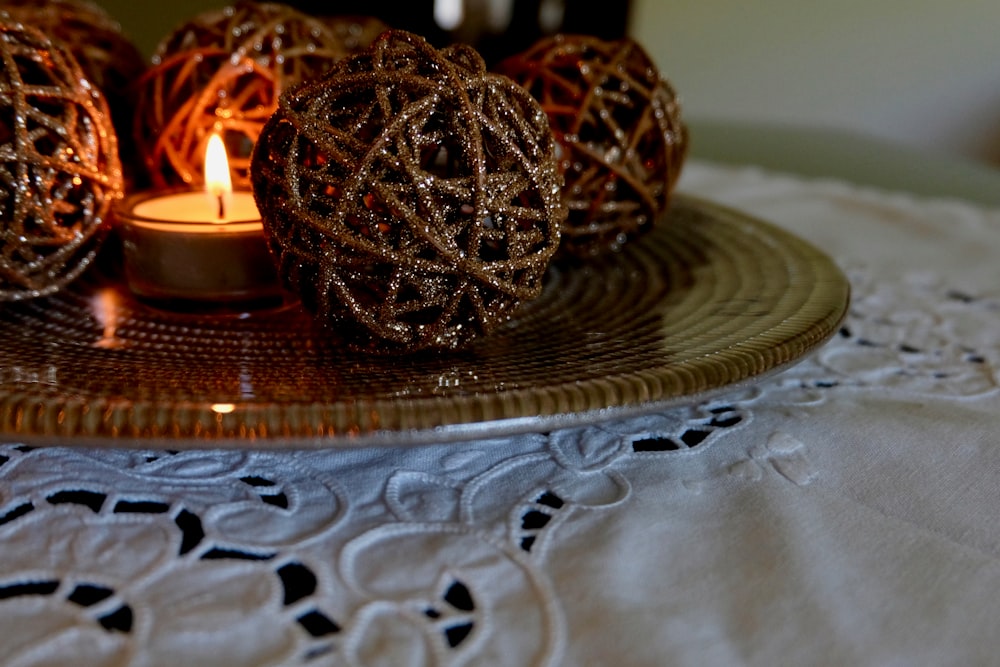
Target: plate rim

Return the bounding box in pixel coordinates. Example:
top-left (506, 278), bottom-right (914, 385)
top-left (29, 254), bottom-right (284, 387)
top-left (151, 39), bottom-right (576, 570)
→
top-left (0, 194), bottom-right (850, 449)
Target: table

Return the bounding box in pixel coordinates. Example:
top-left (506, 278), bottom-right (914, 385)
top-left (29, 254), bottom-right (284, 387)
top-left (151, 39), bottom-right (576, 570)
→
top-left (688, 119), bottom-right (1000, 207)
top-left (3, 129), bottom-right (1000, 666)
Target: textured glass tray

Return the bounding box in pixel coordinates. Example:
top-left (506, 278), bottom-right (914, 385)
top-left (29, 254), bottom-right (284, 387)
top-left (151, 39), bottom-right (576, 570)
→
top-left (0, 195), bottom-right (849, 449)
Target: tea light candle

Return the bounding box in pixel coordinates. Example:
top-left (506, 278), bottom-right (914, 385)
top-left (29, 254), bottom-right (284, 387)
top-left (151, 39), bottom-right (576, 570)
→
top-left (117, 134), bottom-right (282, 304)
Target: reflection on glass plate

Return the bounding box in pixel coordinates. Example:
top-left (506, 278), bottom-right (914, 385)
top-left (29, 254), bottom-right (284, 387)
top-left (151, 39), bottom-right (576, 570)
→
top-left (0, 195), bottom-right (849, 448)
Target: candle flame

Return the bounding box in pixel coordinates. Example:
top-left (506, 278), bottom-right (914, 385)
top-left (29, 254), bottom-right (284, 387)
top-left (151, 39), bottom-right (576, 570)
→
top-left (204, 133), bottom-right (232, 222)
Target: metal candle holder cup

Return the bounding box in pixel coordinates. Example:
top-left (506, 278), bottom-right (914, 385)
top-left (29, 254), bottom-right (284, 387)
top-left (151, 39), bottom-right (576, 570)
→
top-left (115, 188), bottom-right (282, 306)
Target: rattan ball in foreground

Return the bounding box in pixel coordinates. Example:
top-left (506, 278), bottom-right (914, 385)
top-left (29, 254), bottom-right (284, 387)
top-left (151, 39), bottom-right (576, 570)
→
top-left (251, 30), bottom-right (565, 353)
top-left (0, 21), bottom-right (122, 301)
top-left (134, 1), bottom-right (386, 189)
top-left (497, 34), bottom-right (687, 258)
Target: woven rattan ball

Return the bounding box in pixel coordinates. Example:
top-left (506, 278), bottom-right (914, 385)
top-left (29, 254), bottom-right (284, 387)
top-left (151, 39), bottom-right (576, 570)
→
top-left (321, 14), bottom-right (388, 53)
top-left (0, 20), bottom-right (122, 301)
top-left (134, 1), bottom-right (386, 189)
top-left (251, 30), bottom-right (565, 353)
top-left (0, 0), bottom-right (145, 177)
top-left (497, 35), bottom-right (687, 257)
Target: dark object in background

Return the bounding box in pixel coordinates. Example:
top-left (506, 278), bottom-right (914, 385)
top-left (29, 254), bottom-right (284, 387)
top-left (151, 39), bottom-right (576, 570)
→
top-left (289, 0), bottom-right (631, 65)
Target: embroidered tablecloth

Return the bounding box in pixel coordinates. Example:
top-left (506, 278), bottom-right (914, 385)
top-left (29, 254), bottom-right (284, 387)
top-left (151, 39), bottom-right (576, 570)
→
top-left (2, 161), bottom-right (998, 666)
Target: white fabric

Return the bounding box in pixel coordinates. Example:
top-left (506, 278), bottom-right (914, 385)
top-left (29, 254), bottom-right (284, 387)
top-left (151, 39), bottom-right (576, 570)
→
top-left (2, 161), bottom-right (999, 666)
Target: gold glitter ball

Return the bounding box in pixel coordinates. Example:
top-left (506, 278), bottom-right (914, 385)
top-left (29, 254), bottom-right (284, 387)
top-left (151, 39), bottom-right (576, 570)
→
top-left (134, 1), bottom-right (386, 189)
top-left (251, 30), bottom-right (566, 353)
top-left (0, 20), bottom-right (122, 301)
top-left (497, 34), bottom-right (688, 257)
top-left (1, 0), bottom-right (145, 181)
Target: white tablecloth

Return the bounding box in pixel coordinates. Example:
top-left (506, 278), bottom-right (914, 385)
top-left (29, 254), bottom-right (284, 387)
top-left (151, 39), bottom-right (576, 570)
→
top-left (2, 161), bottom-right (999, 666)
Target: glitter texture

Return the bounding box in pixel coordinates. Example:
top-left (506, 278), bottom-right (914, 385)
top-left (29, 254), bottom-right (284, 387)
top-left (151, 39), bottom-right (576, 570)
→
top-left (0, 20), bottom-right (122, 301)
top-left (251, 30), bottom-right (565, 353)
top-left (497, 35), bottom-right (687, 257)
top-left (133, 1), bottom-right (386, 189)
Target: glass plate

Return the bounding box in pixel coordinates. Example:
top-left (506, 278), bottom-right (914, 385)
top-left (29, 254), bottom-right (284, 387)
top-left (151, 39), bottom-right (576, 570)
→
top-left (0, 195), bottom-right (849, 448)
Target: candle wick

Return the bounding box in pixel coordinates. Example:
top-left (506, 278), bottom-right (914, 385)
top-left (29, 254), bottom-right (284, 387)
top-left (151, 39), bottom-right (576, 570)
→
top-left (216, 193), bottom-right (225, 221)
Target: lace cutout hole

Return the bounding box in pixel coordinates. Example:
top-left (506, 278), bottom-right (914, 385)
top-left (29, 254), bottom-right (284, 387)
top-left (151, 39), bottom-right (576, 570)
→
top-left (296, 610), bottom-right (340, 637)
top-left (98, 605), bottom-right (134, 633)
top-left (67, 584), bottom-right (114, 607)
top-left (443, 581), bottom-right (475, 612)
top-left (113, 500), bottom-right (169, 514)
top-left (632, 437), bottom-right (682, 452)
top-left (174, 509), bottom-right (204, 555)
top-left (46, 489), bottom-right (105, 513)
top-left (277, 562), bottom-right (317, 605)
top-left (0, 580), bottom-right (59, 600)
top-left (445, 622), bottom-right (475, 648)
top-left (0, 501), bottom-right (34, 526)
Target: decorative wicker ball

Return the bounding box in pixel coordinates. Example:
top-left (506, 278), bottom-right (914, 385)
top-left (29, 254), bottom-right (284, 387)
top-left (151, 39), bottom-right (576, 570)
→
top-left (251, 30), bottom-right (565, 353)
top-left (133, 1), bottom-right (388, 190)
top-left (0, 20), bottom-right (122, 301)
top-left (497, 35), bottom-right (687, 257)
top-left (0, 0), bottom-right (145, 178)
top-left (320, 14), bottom-right (389, 53)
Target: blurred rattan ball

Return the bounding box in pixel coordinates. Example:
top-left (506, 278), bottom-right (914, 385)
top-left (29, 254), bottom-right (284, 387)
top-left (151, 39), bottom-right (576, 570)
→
top-left (134, 1), bottom-right (387, 189)
top-left (0, 0), bottom-right (146, 182)
top-left (320, 14), bottom-right (388, 53)
top-left (0, 20), bottom-right (122, 301)
top-left (497, 34), bottom-right (687, 257)
top-left (251, 30), bottom-right (565, 352)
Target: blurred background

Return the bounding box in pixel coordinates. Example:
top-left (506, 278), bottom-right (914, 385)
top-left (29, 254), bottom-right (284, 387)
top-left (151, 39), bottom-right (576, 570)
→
top-left (96, 0), bottom-right (1000, 166)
